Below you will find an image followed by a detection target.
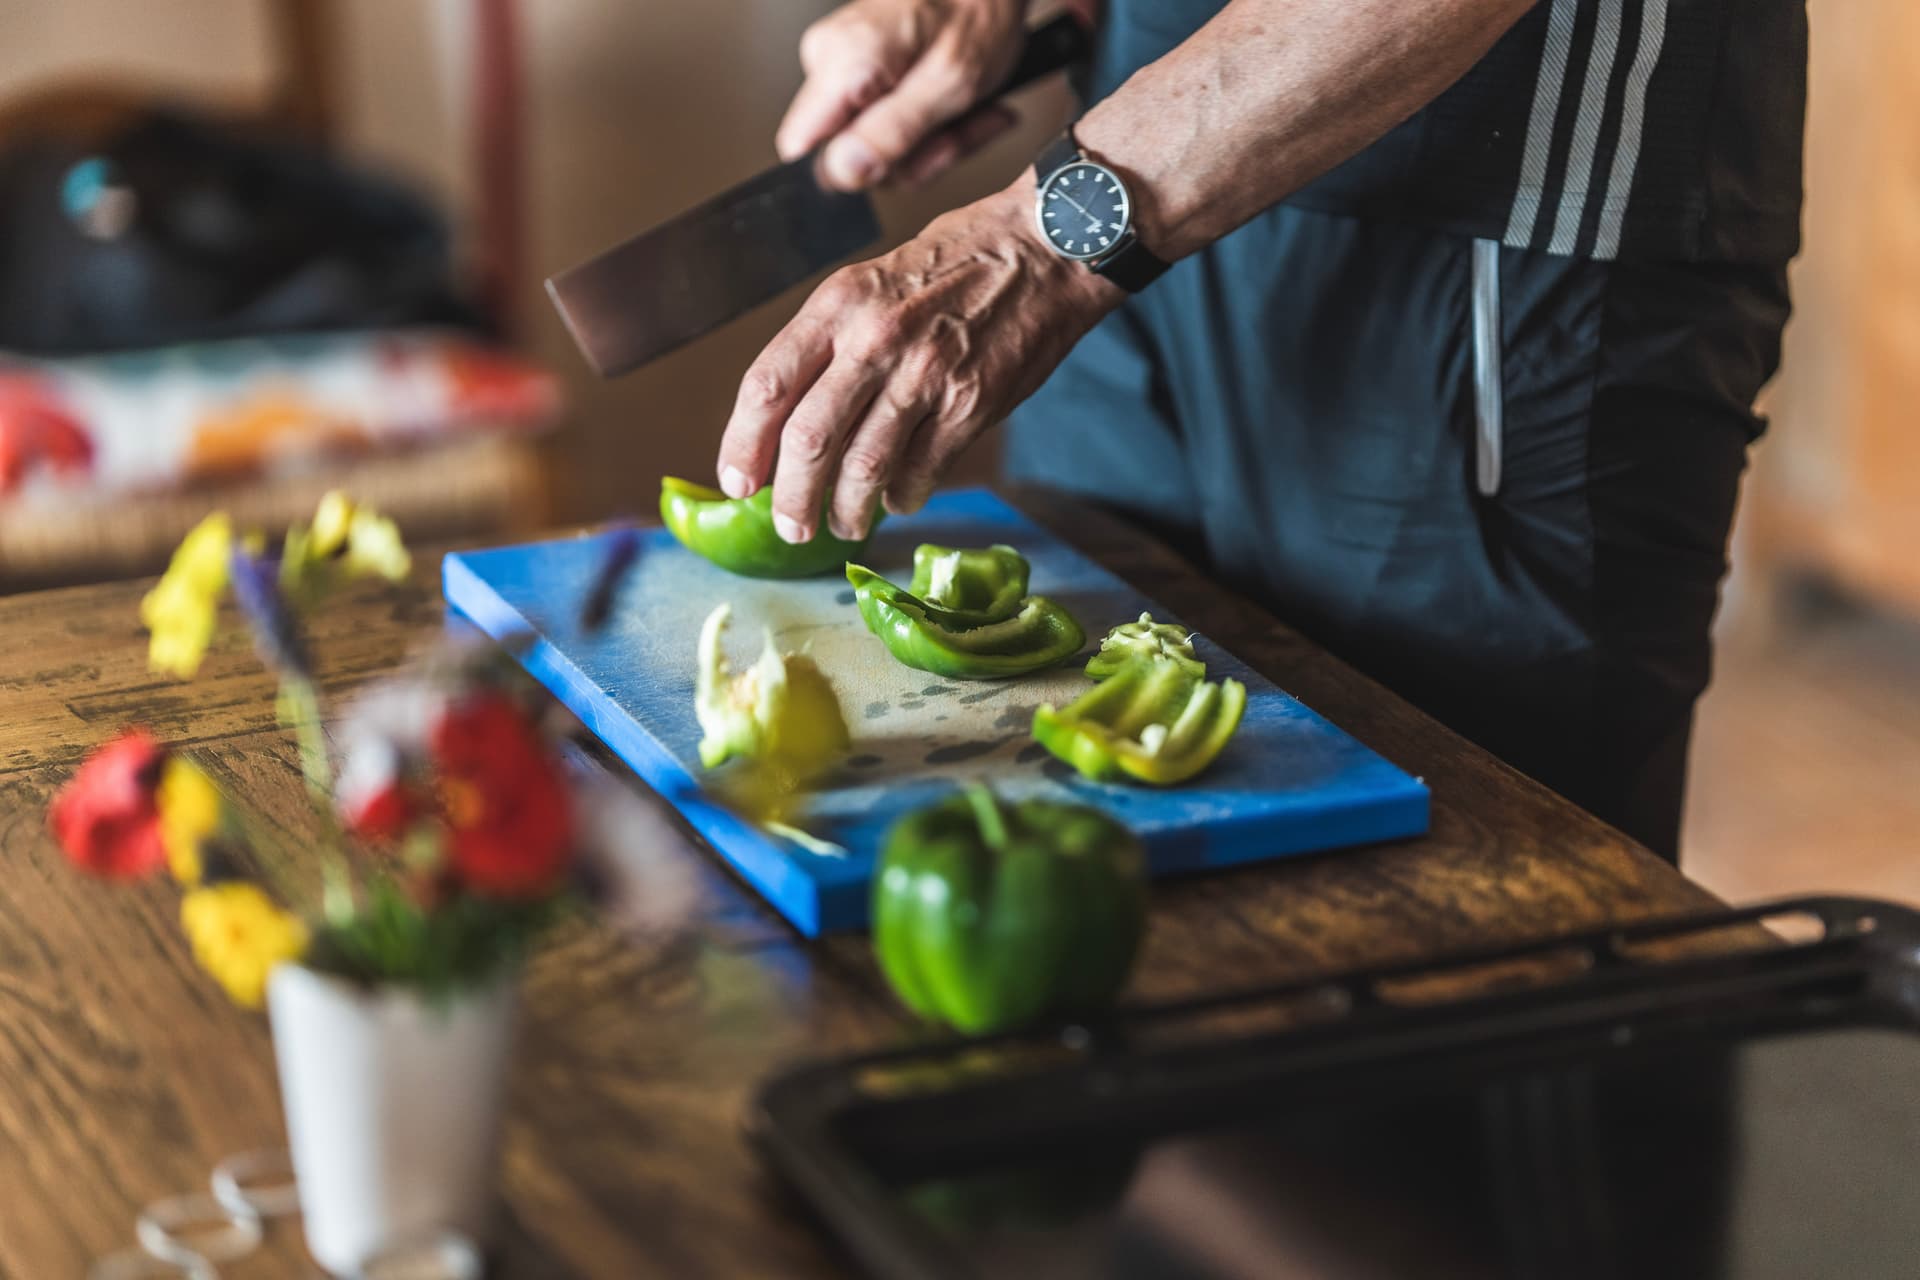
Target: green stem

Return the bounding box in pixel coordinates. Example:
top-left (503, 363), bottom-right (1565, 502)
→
top-left (963, 783), bottom-right (1008, 852)
top-left (279, 675), bottom-right (356, 927)
top-left (216, 795), bottom-right (308, 911)
top-left (280, 676), bottom-right (333, 802)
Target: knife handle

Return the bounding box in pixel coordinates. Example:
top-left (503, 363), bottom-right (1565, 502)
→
top-left (993, 14), bottom-right (1092, 101)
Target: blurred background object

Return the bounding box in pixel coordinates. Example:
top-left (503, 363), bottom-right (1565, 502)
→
top-left (1741, 0), bottom-right (1920, 620)
top-left (1688, 0), bottom-right (1920, 909)
top-left (0, 0), bottom-right (1911, 905)
top-left (0, 0), bottom-right (556, 591)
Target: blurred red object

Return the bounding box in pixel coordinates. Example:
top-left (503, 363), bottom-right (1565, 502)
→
top-left (408, 341), bottom-right (560, 423)
top-left (47, 728), bottom-right (168, 879)
top-left (432, 693), bottom-right (574, 900)
top-left (0, 374), bottom-right (93, 492)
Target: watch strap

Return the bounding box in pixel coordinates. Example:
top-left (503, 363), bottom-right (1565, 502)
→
top-left (1096, 238), bottom-right (1170, 291)
top-left (1035, 128), bottom-right (1080, 182)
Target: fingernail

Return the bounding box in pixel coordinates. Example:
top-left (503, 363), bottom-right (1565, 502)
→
top-left (824, 136), bottom-right (881, 188)
top-left (773, 512), bottom-right (808, 544)
top-left (720, 465), bottom-right (751, 499)
top-left (828, 515), bottom-right (860, 542)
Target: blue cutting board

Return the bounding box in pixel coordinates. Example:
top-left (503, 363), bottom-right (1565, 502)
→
top-left (443, 489), bottom-right (1427, 935)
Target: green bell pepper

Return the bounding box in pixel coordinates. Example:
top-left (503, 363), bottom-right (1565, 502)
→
top-left (1033, 656), bottom-right (1246, 786)
top-left (873, 786), bottom-right (1146, 1035)
top-left (660, 476), bottom-right (873, 579)
top-left (845, 555), bottom-right (1085, 681)
top-left (1084, 612), bottom-right (1206, 681)
top-left (906, 543), bottom-right (1029, 626)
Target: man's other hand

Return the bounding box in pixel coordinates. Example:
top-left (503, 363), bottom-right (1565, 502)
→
top-left (776, 0), bottom-right (1030, 191)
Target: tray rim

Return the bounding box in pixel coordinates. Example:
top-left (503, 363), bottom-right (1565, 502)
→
top-left (748, 895), bottom-right (1918, 1280)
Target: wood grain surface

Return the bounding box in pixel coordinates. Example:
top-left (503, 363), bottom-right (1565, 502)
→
top-left (0, 487), bottom-right (1720, 1279)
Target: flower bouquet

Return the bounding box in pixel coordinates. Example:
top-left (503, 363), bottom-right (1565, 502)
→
top-left (47, 494), bottom-right (628, 1276)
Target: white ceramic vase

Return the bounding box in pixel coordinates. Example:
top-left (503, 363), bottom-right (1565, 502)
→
top-left (266, 964), bottom-right (518, 1277)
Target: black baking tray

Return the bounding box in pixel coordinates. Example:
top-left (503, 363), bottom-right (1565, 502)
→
top-left (750, 897), bottom-right (1920, 1280)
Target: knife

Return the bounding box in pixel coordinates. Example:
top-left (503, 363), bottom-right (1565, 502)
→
top-left (546, 14), bottom-right (1090, 379)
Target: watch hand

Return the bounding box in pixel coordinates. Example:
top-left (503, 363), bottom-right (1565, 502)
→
top-left (1060, 191), bottom-right (1092, 217)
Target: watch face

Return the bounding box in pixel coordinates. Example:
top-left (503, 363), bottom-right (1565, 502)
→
top-left (1036, 160), bottom-right (1130, 262)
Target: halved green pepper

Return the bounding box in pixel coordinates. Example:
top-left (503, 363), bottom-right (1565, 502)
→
top-left (906, 543), bottom-right (1029, 626)
top-left (1084, 612), bottom-right (1205, 681)
top-left (659, 476), bottom-right (874, 579)
top-left (845, 555), bottom-right (1085, 681)
top-left (1033, 656), bottom-right (1246, 786)
top-left (873, 785), bottom-right (1146, 1035)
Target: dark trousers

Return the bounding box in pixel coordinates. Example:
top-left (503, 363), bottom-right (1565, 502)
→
top-left (1007, 204), bottom-right (1791, 860)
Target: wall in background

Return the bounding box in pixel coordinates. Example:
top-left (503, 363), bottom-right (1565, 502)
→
top-left (1731, 0), bottom-right (1920, 628)
top-left (0, 1), bottom-right (274, 101)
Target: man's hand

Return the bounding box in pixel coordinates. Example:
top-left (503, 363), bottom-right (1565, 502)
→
top-left (777, 0), bottom-right (1030, 191)
top-left (716, 184), bottom-right (1122, 542)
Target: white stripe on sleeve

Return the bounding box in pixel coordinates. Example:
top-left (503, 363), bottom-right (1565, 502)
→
top-left (1592, 0), bottom-right (1671, 261)
top-left (1546, 0), bottom-right (1625, 255)
top-left (1503, 0), bottom-right (1582, 249)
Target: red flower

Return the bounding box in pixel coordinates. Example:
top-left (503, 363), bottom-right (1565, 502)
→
top-left (47, 730), bottom-right (169, 878)
top-left (341, 774), bottom-right (418, 842)
top-left (430, 695), bottom-right (573, 899)
top-left (334, 681), bottom-right (443, 841)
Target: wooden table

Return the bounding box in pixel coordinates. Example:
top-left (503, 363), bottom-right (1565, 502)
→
top-left (0, 492), bottom-right (1719, 1278)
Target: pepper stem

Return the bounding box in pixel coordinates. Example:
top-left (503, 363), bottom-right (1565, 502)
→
top-left (962, 783), bottom-right (1009, 852)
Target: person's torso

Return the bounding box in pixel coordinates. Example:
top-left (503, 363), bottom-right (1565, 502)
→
top-left (1083, 0), bottom-right (1806, 263)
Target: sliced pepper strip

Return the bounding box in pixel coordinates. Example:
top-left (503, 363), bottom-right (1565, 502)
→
top-left (660, 476), bottom-right (873, 579)
top-left (1085, 612), bottom-right (1205, 681)
top-left (845, 561), bottom-right (1085, 681)
top-left (1033, 656), bottom-right (1246, 786)
top-left (906, 543), bottom-right (1029, 627)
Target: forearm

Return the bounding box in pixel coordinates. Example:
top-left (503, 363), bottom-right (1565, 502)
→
top-left (1072, 0), bottom-right (1538, 260)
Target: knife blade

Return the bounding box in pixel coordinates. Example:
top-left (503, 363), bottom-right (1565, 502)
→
top-left (546, 14), bottom-right (1089, 378)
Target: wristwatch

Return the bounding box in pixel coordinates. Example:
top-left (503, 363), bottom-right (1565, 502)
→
top-left (1031, 127), bottom-right (1169, 292)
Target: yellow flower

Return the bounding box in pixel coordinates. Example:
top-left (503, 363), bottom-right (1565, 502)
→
top-left (342, 503), bottom-right (410, 582)
top-left (156, 758), bottom-right (221, 886)
top-left (180, 883), bottom-right (309, 1009)
top-left (282, 492), bottom-right (411, 602)
top-left (141, 513), bottom-right (232, 678)
top-left (309, 490), bottom-right (355, 558)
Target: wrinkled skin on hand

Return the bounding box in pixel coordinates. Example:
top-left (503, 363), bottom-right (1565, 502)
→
top-left (716, 186), bottom-right (1122, 547)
